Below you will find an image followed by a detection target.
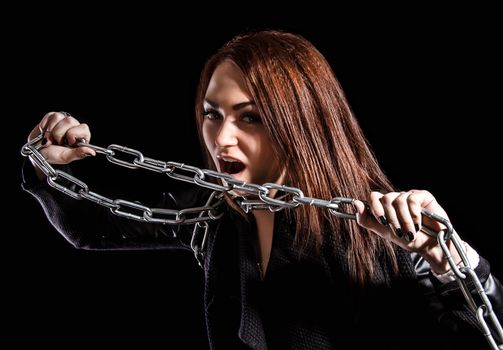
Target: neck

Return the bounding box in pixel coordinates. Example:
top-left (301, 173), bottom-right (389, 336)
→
top-left (252, 209), bottom-right (275, 280)
top-left (252, 208), bottom-right (275, 219)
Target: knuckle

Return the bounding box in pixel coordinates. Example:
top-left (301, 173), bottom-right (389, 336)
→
top-left (55, 111), bottom-right (67, 118)
top-left (58, 117), bottom-right (71, 126)
top-left (379, 195), bottom-right (392, 206)
top-left (406, 193), bottom-right (417, 204)
top-left (369, 192), bottom-right (383, 203)
top-left (45, 111), bottom-right (59, 119)
top-left (47, 115), bottom-right (66, 127)
top-left (62, 116), bottom-right (77, 125)
top-left (398, 191), bottom-right (409, 199)
top-left (44, 114), bottom-right (57, 125)
top-left (53, 112), bottom-right (67, 122)
top-left (392, 195), bottom-right (406, 207)
top-left (66, 116), bottom-right (78, 123)
top-left (422, 190), bottom-right (432, 197)
top-left (415, 189), bottom-right (430, 197)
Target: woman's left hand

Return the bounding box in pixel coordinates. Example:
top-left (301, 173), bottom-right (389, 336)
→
top-left (354, 190), bottom-right (461, 274)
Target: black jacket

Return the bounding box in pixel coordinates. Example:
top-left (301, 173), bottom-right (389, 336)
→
top-left (22, 164), bottom-right (503, 349)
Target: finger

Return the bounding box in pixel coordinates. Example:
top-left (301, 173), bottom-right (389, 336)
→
top-left (380, 192), bottom-right (403, 239)
top-left (369, 191), bottom-right (388, 225)
top-left (354, 199), bottom-right (394, 240)
top-left (28, 111), bottom-right (60, 142)
top-left (40, 144), bottom-right (95, 164)
top-left (354, 199), bottom-right (376, 228)
top-left (51, 116), bottom-right (81, 145)
top-left (392, 192), bottom-right (416, 242)
top-left (39, 111), bottom-right (68, 134)
top-left (407, 191), bottom-right (422, 233)
top-left (408, 190), bottom-right (446, 232)
top-left (354, 200), bottom-right (372, 222)
top-left (29, 123), bottom-right (44, 142)
top-left (37, 111), bottom-right (58, 133)
top-left (65, 123), bottom-right (92, 146)
top-left (40, 112), bottom-right (68, 145)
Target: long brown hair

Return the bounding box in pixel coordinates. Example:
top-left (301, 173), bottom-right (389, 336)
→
top-left (194, 30), bottom-right (397, 285)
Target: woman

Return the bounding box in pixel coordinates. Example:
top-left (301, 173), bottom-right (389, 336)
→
top-left (23, 31), bottom-right (502, 349)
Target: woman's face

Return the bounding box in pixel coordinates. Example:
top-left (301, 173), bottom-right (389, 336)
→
top-left (202, 60), bottom-right (283, 187)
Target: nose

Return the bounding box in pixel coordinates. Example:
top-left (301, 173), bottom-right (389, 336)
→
top-left (215, 118), bottom-right (238, 147)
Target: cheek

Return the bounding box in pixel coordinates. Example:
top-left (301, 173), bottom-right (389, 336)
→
top-left (202, 122), bottom-right (215, 151)
top-left (258, 134), bottom-right (277, 162)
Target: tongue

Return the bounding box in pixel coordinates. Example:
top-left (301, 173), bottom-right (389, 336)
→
top-left (227, 161), bottom-right (245, 174)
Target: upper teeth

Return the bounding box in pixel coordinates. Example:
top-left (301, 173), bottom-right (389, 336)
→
top-left (222, 157), bottom-right (239, 162)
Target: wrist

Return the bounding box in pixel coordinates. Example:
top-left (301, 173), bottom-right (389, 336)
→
top-left (419, 240), bottom-right (464, 274)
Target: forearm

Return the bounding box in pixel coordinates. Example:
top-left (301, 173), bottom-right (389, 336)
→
top-left (21, 160), bottom-right (187, 250)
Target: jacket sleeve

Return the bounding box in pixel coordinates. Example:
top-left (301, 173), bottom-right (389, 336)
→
top-left (412, 251), bottom-right (503, 345)
top-left (21, 160), bottom-right (212, 251)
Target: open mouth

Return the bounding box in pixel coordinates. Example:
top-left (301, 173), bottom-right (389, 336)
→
top-left (218, 158), bottom-right (246, 175)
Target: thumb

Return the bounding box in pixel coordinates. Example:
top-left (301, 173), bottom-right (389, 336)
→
top-left (66, 146), bottom-right (96, 162)
top-left (41, 145), bottom-right (96, 164)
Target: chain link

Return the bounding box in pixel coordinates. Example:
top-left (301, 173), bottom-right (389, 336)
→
top-left (21, 136), bottom-right (502, 349)
top-left (20, 136), bottom-right (225, 228)
top-left (422, 209), bottom-right (503, 349)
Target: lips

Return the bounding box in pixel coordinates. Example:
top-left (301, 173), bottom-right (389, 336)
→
top-left (217, 155), bottom-right (246, 175)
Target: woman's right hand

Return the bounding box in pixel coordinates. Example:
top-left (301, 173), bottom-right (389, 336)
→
top-left (28, 111), bottom-right (96, 165)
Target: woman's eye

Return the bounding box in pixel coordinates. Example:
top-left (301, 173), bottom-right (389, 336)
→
top-left (203, 110), bottom-right (222, 120)
top-left (241, 113), bottom-right (261, 123)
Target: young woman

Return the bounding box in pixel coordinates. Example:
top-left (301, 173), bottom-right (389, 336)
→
top-left (23, 31), bottom-right (502, 349)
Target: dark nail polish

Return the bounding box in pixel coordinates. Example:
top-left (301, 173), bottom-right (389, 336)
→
top-left (405, 232), bottom-right (415, 242)
top-left (378, 215), bottom-right (388, 225)
top-left (414, 224), bottom-right (420, 232)
top-left (41, 137), bottom-right (47, 146)
top-left (395, 227), bottom-right (404, 238)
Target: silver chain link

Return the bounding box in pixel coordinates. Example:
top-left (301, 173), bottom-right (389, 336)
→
top-left (21, 134), bottom-right (502, 349)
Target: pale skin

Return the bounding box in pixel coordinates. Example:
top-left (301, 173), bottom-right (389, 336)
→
top-left (27, 60), bottom-right (462, 278)
top-left (202, 60), bottom-right (287, 278)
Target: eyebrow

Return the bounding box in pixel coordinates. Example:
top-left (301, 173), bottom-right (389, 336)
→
top-left (204, 98), bottom-right (255, 111)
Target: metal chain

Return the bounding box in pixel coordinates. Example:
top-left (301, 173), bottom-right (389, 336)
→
top-left (21, 135), bottom-right (502, 349)
top-left (421, 210), bottom-right (503, 349)
top-left (29, 135), bottom-right (227, 225)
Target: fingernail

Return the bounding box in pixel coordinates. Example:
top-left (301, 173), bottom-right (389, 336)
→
top-left (414, 224), bottom-right (420, 232)
top-left (395, 227), bottom-right (404, 238)
top-left (41, 137), bottom-right (47, 146)
top-left (378, 215), bottom-right (388, 225)
top-left (81, 152), bottom-right (93, 158)
top-left (405, 232), bottom-right (415, 242)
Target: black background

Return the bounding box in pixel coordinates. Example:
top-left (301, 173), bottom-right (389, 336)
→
top-left (7, 10), bottom-right (501, 349)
